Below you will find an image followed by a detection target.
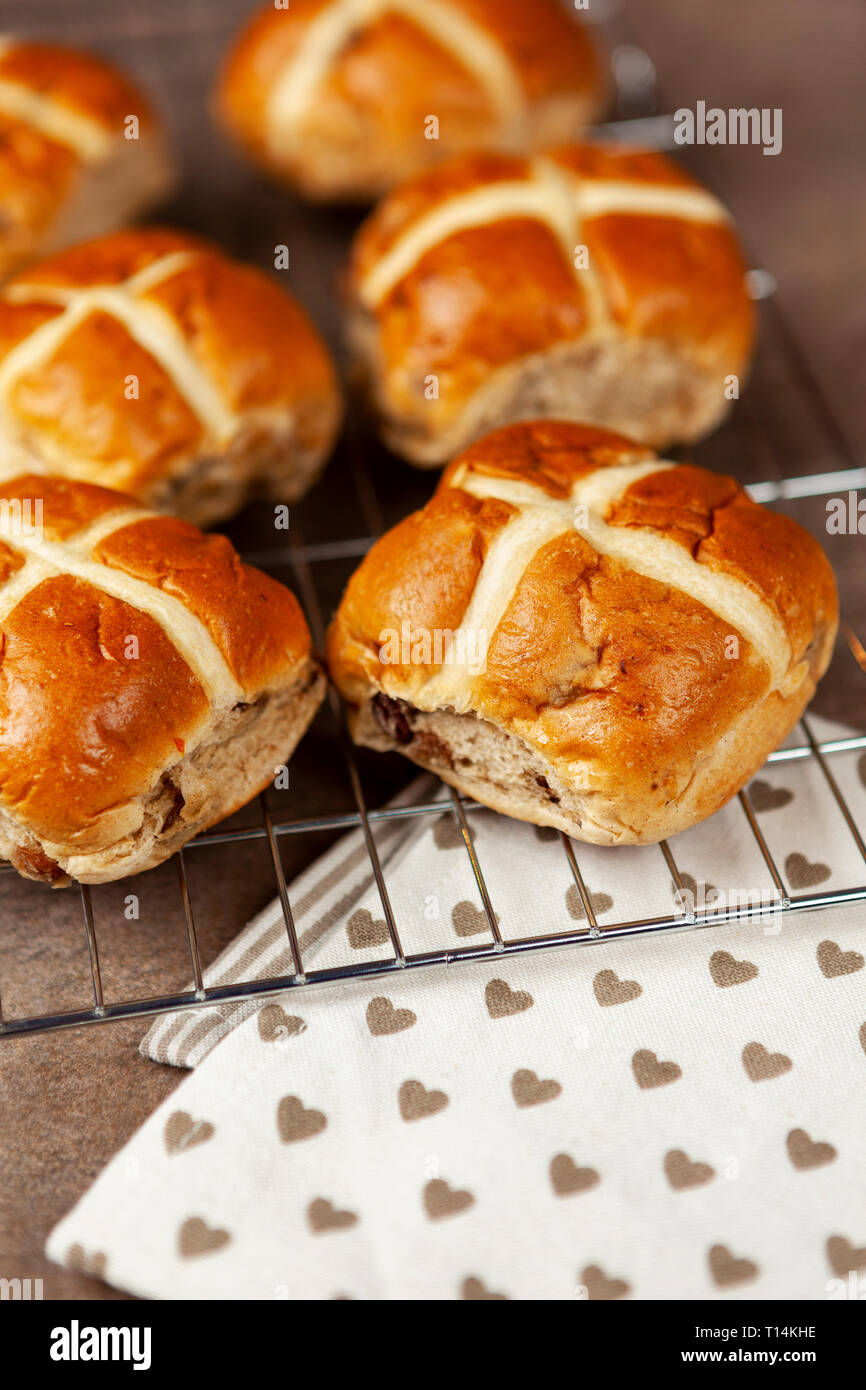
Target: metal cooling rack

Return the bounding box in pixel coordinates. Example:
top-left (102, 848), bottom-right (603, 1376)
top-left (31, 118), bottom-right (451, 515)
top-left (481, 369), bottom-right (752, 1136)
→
top-left (1, 286), bottom-right (864, 1038)
top-left (0, 5), bottom-right (862, 1035)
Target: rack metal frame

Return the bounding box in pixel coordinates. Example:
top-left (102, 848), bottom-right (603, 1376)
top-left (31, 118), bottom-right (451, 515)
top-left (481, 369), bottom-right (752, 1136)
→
top-left (0, 44), bottom-right (863, 1036)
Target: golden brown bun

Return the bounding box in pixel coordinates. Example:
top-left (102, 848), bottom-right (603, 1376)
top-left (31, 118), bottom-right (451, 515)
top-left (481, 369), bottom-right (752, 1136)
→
top-left (0, 37), bottom-right (176, 280)
top-left (0, 474), bottom-right (326, 884)
top-left (217, 0), bottom-right (606, 202)
top-left (0, 228), bottom-right (343, 526)
top-left (345, 144), bottom-right (756, 462)
top-left (327, 421), bottom-right (838, 845)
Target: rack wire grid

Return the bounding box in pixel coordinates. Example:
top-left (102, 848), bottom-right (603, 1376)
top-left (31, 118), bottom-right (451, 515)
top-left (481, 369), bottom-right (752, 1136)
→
top-left (1, 279), bottom-right (863, 1039)
top-left (0, 13), bottom-right (863, 1035)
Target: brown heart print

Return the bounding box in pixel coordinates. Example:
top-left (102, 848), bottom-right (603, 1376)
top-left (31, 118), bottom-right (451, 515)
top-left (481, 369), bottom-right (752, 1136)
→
top-left (674, 872), bottom-right (719, 909)
top-left (347, 909), bottom-right (390, 950)
top-left (579, 1264), bottom-right (630, 1301)
top-left (565, 884), bottom-right (614, 921)
top-left (366, 996), bottom-right (417, 1036)
top-left (664, 1150), bottom-right (715, 1190)
top-left (452, 901), bottom-right (496, 937)
top-left (511, 1068), bottom-right (562, 1108)
top-left (534, 825), bottom-right (559, 843)
top-left (424, 1178), bottom-right (475, 1220)
top-left (632, 1050), bottom-right (682, 1089)
top-left (818, 939), bottom-right (864, 978)
top-left (67, 1244), bottom-right (108, 1280)
top-left (398, 1079), bottom-right (449, 1122)
top-left (308, 1198), bottom-right (359, 1234)
top-left (550, 1153), bottom-right (600, 1197)
top-left (826, 1235), bottom-right (866, 1278)
top-left (593, 968), bottom-right (642, 1007)
top-left (748, 779), bottom-right (794, 812)
top-left (709, 950), bottom-right (758, 988)
top-left (461, 1275), bottom-right (508, 1300)
top-left (708, 1244), bottom-right (759, 1288)
top-left (786, 853), bottom-right (831, 888)
top-left (164, 1110), bottom-right (215, 1155)
top-left (742, 1041), bottom-right (793, 1082)
top-left (277, 1095), bottom-right (327, 1143)
top-left (485, 978), bottom-right (534, 1018)
top-left (433, 814), bottom-right (463, 849)
top-left (860, 1022), bottom-right (866, 1055)
top-left (178, 1217), bottom-right (231, 1259)
top-left (787, 1128), bottom-right (837, 1170)
top-left (258, 1004), bottom-right (306, 1043)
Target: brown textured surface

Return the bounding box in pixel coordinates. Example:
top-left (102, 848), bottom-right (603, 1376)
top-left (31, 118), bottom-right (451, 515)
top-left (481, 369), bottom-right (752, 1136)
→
top-left (0, 476), bottom-right (312, 855)
top-left (346, 143), bottom-right (754, 446)
top-left (218, 0), bottom-right (604, 198)
top-left (0, 227), bottom-right (342, 504)
top-left (0, 0), bottom-right (863, 1301)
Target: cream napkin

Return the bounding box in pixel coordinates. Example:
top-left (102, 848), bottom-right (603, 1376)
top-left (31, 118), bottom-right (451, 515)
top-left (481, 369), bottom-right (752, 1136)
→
top-left (47, 715), bottom-right (866, 1299)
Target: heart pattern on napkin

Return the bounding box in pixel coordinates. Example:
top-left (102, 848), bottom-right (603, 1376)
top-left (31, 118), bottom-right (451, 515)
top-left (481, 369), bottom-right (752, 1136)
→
top-left (826, 1235), bottom-right (866, 1277)
top-left (632, 1050), bottom-right (682, 1089)
top-left (308, 1199), bottom-right (358, 1234)
top-left (786, 1128), bottom-right (837, 1170)
top-left (461, 1275), bottom-right (508, 1300)
top-left (452, 901), bottom-right (493, 937)
top-left (511, 1069), bottom-right (562, 1108)
top-left (709, 950), bottom-right (758, 988)
top-left (708, 1244), bottom-right (759, 1287)
top-left (593, 968), bottom-right (642, 1006)
top-left (664, 1150), bottom-right (715, 1190)
top-left (433, 815), bottom-right (463, 850)
top-left (277, 1095), bottom-right (327, 1143)
top-left (257, 1005), bottom-right (306, 1043)
top-left (398, 1079), bottom-right (449, 1122)
top-left (178, 1217), bottom-right (230, 1259)
top-left (347, 909), bottom-right (390, 950)
top-left (817, 940), bottom-right (864, 978)
top-left (164, 1111), bottom-right (215, 1155)
top-left (485, 978), bottom-right (533, 1018)
top-left (748, 780), bottom-right (794, 812)
top-left (565, 884), bottom-right (614, 921)
top-left (366, 997), bottom-right (417, 1035)
top-left (424, 1179), bottom-right (475, 1220)
top-left (549, 1153), bottom-right (601, 1197)
top-left (742, 1042), bottom-right (793, 1082)
top-left (786, 853), bottom-right (831, 888)
top-left (580, 1264), bottom-right (630, 1300)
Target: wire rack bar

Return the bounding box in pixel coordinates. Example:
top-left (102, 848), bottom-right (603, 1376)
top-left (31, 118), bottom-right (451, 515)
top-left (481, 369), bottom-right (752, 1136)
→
top-left (4, 880), bottom-right (866, 1039)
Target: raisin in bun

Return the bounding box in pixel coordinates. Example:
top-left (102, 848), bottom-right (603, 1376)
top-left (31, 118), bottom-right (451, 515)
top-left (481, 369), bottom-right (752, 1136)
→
top-left (0, 475), bottom-right (326, 885)
top-left (327, 421), bottom-right (838, 846)
top-left (0, 228), bottom-right (343, 527)
top-left (346, 144), bottom-right (755, 464)
top-left (0, 37), bottom-right (175, 280)
top-left (217, 0), bottom-right (605, 202)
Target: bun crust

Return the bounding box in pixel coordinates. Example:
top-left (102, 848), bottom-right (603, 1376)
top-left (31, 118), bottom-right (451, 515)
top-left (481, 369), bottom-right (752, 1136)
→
top-left (327, 421), bottom-right (838, 845)
top-left (0, 38), bottom-right (176, 280)
top-left (0, 228), bottom-right (343, 526)
top-left (217, 0), bottom-right (605, 201)
top-left (0, 475), bottom-right (326, 884)
top-left (345, 145), bottom-right (755, 462)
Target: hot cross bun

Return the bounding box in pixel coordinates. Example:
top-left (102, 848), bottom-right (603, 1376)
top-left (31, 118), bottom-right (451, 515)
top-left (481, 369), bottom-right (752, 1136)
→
top-left (327, 421), bottom-right (837, 845)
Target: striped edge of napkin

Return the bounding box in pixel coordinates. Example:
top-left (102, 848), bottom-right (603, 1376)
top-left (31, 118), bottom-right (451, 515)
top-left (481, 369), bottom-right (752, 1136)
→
top-left (141, 776), bottom-right (440, 1068)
